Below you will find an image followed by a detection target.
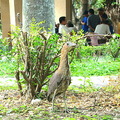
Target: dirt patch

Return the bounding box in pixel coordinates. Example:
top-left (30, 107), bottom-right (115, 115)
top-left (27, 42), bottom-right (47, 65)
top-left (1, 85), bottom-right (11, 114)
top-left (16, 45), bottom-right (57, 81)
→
top-left (0, 87), bottom-right (120, 120)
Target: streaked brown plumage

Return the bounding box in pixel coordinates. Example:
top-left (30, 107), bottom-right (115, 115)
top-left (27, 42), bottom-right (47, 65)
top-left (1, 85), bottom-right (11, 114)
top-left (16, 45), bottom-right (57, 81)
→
top-left (47, 41), bottom-right (76, 110)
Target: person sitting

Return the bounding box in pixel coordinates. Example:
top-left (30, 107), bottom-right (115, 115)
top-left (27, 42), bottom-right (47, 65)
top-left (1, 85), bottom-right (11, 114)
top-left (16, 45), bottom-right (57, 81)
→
top-left (58, 16), bottom-right (71, 36)
top-left (94, 20), bottom-right (111, 34)
top-left (81, 10), bottom-right (89, 33)
top-left (55, 23), bottom-right (60, 34)
top-left (101, 13), bottom-right (114, 34)
top-left (66, 20), bottom-right (77, 33)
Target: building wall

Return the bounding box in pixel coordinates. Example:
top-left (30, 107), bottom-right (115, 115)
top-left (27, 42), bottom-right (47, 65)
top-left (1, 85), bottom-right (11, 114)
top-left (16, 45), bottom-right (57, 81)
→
top-left (1, 0), bottom-right (10, 38)
top-left (0, 0), bottom-right (72, 38)
top-left (55, 0), bottom-right (72, 23)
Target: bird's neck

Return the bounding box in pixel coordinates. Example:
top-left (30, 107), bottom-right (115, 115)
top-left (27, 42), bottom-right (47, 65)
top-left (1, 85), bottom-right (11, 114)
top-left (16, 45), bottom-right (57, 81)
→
top-left (59, 50), bottom-right (69, 69)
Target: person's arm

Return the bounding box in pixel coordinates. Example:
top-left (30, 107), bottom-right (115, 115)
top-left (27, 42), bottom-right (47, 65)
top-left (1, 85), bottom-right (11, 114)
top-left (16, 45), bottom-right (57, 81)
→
top-left (87, 16), bottom-right (94, 32)
top-left (81, 21), bottom-right (86, 25)
top-left (81, 17), bottom-right (87, 25)
top-left (88, 25), bottom-right (95, 32)
top-left (94, 25), bottom-right (99, 33)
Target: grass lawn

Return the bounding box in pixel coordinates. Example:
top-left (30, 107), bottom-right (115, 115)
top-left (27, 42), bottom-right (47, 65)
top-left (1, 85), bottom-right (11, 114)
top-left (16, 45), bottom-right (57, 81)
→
top-left (0, 60), bottom-right (17, 77)
top-left (0, 56), bottom-right (120, 77)
top-left (71, 57), bottom-right (120, 77)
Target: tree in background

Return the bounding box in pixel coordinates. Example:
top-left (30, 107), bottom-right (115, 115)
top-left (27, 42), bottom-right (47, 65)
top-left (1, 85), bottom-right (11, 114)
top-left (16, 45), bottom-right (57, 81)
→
top-left (104, 0), bottom-right (120, 32)
top-left (22, 0), bottom-right (55, 33)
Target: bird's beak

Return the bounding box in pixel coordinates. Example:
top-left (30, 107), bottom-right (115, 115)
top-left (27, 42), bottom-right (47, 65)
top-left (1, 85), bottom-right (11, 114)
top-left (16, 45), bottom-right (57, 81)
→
top-left (70, 43), bottom-right (76, 51)
top-left (71, 43), bottom-right (76, 48)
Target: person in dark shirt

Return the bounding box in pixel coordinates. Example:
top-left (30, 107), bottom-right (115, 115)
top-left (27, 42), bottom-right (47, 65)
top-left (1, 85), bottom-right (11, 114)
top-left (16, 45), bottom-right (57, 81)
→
top-left (87, 9), bottom-right (100, 32)
top-left (81, 10), bottom-right (89, 33)
top-left (98, 8), bottom-right (105, 17)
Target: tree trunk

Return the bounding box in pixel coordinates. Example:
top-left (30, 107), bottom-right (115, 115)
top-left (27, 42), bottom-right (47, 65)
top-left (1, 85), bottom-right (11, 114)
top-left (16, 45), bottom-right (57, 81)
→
top-left (88, 0), bottom-right (97, 8)
top-left (22, 0), bottom-right (55, 33)
top-left (105, 0), bottom-right (120, 32)
top-left (79, 0), bottom-right (89, 21)
top-left (81, 0), bottom-right (89, 12)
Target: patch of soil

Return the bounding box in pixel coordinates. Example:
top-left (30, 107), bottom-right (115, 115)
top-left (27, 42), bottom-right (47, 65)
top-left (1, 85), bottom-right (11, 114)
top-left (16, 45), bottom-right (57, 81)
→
top-left (0, 87), bottom-right (120, 120)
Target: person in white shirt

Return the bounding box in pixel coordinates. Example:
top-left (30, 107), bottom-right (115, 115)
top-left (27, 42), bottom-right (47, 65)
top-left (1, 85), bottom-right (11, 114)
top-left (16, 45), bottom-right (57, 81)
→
top-left (90, 20), bottom-right (111, 46)
top-left (94, 20), bottom-right (111, 34)
top-left (58, 16), bottom-right (71, 35)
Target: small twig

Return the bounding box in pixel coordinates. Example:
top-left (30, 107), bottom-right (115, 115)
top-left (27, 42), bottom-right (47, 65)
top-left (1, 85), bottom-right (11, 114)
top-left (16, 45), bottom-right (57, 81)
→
top-left (39, 33), bottom-right (47, 40)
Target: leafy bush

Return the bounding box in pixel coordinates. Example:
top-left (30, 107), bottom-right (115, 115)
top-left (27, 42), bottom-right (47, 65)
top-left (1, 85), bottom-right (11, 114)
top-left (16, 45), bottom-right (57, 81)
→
top-left (106, 34), bottom-right (120, 58)
top-left (10, 22), bottom-right (62, 98)
top-left (10, 21), bottom-right (82, 99)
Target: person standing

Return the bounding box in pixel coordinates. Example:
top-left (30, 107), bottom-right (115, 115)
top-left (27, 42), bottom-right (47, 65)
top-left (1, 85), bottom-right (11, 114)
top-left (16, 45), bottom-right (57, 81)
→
top-left (87, 9), bottom-right (100, 32)
top-left (81, 10), bottom-right (89, 33)
top-left (98, 8), bottom-right (105, 17)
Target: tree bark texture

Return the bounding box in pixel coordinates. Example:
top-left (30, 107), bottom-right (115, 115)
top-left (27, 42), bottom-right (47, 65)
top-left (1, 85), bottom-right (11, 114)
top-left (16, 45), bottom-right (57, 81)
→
top-left (22, 0), bottom-right (55, 32)
top-left (105, 0), bottom-right (120, 32)
top-left (81, 0), bottom-right (89, 12)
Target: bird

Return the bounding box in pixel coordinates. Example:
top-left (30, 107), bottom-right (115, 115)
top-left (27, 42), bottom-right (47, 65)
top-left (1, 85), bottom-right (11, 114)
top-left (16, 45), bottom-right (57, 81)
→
top-left (47, 41), bottom-right (76, 111)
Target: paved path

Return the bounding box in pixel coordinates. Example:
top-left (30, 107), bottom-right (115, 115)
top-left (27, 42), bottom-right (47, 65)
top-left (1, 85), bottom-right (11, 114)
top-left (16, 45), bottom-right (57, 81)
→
top-left (0, 77), bottom-right (16, 86)
top-left (0, 76), bottom-right (119, 88)
top-left (71, 76), bottom-right (119, 88)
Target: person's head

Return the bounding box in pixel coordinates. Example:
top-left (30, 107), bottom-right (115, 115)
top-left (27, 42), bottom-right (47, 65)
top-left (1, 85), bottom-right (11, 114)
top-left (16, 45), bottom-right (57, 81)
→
top-left (83, 10), bottom-right (88, 17)
top-left (55, 23), bottom-right (60, 28)
top-left (100, 13), bottom-right (108, 22)
top-left (98, 8), bottom-right (105, 16)
top-left (101, 20), bottom-right (109, 25)
top-left (102, 13), bottom-right (108, 19)
top-left (88, 9), bottom-right (94, 15)
top-left (59, 16), bottom-right (67, 25)
top-left (66, 20), bottom-right (74, 27)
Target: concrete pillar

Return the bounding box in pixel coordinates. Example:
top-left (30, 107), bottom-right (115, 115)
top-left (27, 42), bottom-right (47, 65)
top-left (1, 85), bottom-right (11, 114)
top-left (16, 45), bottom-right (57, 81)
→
top-left (1, 0), bottom-right (10, 38)
top-left (55, 0), bottom-right (72, 23)
top-left (9, 0), bottom-right (16, 26)
top-left (66, 0), bottom-right (72, 22)
top-left (9, 0), bottom-right (22, 27)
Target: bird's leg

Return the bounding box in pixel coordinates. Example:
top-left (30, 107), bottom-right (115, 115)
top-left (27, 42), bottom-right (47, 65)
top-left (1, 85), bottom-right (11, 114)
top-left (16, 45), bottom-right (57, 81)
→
top-left (63, 92), bottom-right (69, 113)
top-left (52, 89), bottom-right (57, 111)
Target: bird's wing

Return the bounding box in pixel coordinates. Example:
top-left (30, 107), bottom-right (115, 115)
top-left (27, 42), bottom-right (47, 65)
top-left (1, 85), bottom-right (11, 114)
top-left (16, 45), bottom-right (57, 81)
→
top-left (48, 71), bottom-right (63, 94)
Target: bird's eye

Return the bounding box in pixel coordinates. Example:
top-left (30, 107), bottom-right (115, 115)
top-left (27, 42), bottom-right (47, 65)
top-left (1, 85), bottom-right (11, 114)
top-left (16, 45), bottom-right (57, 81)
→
top-left (67, 43), bottom-right (69, 46)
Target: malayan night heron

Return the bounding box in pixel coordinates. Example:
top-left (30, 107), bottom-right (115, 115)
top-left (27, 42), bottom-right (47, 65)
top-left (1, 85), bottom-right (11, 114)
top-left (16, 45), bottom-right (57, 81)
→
top-left (47, 41), bottom-right (76, 111)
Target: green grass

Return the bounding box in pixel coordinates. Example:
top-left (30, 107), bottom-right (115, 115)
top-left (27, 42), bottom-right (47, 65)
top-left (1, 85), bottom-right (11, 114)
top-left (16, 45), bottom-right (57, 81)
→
top-left (0, 60), bottom-right (17, 77)
top-left (0, 56), bottom-right (120, 78)
top-left (71, 57), bottom-right (120, 77)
